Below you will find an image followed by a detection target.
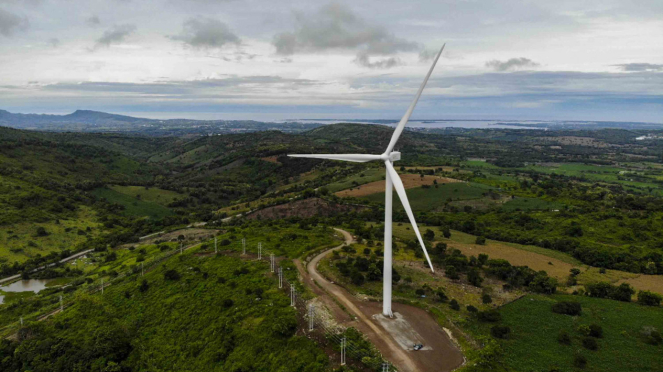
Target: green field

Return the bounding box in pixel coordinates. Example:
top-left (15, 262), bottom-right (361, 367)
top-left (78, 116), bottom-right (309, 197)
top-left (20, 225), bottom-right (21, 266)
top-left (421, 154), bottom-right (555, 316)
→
top-left (0, 206), bottom-right (100, 263)
top-left (91, 187), bottom-right (173, 219)
top-left (501, 197), bottom-right (565, 211)
top-left (492, 294), bottom-right (663, 372)
top-left (109, 185), bottom-right (184, 206)
top-left (363, 182), bottom-right (493, 212)
top-left (0, 253), bottom-right (329, 371)
top-left (325, 167), bottom-right (385, 193)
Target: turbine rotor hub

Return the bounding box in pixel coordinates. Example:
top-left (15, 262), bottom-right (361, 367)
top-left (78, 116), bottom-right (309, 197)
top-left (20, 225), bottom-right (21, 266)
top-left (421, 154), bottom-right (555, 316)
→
top-left (382, 152), bottom-right (401, 162)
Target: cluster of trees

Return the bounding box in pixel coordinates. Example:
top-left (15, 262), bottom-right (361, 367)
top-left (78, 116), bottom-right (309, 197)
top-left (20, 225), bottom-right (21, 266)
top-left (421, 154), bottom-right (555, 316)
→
top-left (583, 281), bottom-right (662, 306)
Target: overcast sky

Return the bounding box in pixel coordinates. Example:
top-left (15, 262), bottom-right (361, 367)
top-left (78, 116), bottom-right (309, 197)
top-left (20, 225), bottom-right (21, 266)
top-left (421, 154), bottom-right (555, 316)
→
top-left (0, 0), bottom-right (661, 122)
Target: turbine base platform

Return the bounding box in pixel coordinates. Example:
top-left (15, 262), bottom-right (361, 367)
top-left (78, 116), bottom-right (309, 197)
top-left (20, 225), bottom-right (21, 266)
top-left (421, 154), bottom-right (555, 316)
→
top-left (372, 312), bottom-right (432, 351)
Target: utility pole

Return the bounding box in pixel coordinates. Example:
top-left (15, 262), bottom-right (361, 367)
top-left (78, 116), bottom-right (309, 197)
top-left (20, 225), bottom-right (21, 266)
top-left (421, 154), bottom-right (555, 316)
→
top-left (278, 267), bottom-right (283, 289)
top-left (241, 238), bottom-right (246, 255)
top-left (290, 284), bottom-right (296, 307)
top-left (59, 295), bottom-right (63, 312)
top-left (308, 304), bottom-right (314, 331)
top-left (270, 254), bottom-right (275, 273)
top-left (341, 337), bottom-right (346, 365)
top-left (214, 236), bottom-right (217, 254)
top-left (20, 317), bottom-right (23, 326)
top-left (258, 242), bottom-right (262, 260)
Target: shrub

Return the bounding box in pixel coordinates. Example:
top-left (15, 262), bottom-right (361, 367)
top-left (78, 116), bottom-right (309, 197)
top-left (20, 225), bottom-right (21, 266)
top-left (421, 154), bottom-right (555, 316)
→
top-left (482, 294), bottom-right (492, 304)
top-left (415, 288), bottom-right (426, 296)
top-left (449, 299), bottom-right (460, 311)
top-left (552, 301), bottom-right (582, 316)
top-left (589, 324), bottom-right (603, 338)
top-left (647, 330), bottom-right (662, 345)
top-left (445, 266), bottom-right (459, 280)
top-left (164, 269), bottom-right (180, 281)
top-left (478, 310), bottom-right (502, 322)
top-left (467, 305), bottom-right (478, 313)
top-left (436, 289), bottom-right (448, 303)
top-left (475, 236), bottom-right (486, 245)
top-left (36, 227), bottom-right (49, 237)
top-left (467, 268), bottom-right (483, 287)
top-left (491, 325), bottom-right (511, 339)
top-left (222, 299), bottom-right (234, 308)
top-left (638, 291), bottom-right (662, 306)
top-left (573, 354), bottom-right (587, 368)
top-left (582, 337), bottom-right (598, 350)
top-left (350, 271), bottom-right (365, 286)
top-left (139, 279), bottom-right (149, 293)
top-left (558, 330), bottom-right (571, 345)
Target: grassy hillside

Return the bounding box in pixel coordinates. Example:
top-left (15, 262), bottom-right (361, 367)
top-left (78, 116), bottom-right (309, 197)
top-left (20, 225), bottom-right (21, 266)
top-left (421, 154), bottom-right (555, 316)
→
top-left (492, 294), bottom-right (663, 372)
top-left (0, 254), bottom-right (330, 372)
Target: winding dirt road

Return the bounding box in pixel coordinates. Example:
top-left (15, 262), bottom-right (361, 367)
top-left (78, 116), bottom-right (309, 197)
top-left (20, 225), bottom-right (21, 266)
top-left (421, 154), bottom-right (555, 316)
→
top-left (298, 228), bottom-right (464, 372)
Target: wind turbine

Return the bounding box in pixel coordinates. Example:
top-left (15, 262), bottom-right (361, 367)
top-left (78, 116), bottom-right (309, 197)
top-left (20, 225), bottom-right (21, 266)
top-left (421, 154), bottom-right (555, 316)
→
top-left (289, 44), bottom-right (445, 317)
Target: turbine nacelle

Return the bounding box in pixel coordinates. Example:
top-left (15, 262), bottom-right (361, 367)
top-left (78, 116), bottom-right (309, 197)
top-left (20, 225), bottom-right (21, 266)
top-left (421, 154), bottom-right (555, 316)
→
top-left (381, 152), bottom-right (401, 162)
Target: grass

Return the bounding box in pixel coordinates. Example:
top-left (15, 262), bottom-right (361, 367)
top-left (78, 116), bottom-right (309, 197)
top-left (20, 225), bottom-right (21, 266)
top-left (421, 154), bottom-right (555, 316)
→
top-left (0, 206), bottom-right (101, 263)
top-left (362, 182), bottom-right (492, 212)
top-left (493, 294), bottom-right (663, 372)
top-left (501, 197), bottom-right (565, 211)
top-left (90, 187), bottom-right (173, 219)
top-left (325, 168), bottom-right (385, 193)
top-left (109, 185), bottom-right (184, 206)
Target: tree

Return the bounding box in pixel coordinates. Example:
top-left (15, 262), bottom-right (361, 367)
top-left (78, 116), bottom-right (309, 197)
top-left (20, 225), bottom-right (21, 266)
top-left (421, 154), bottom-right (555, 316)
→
top-left (222, 299), bottom-right (234, 308)
top-left (449, 299), bottom-right (460, 311)
top-left (478, 310), bottom-right (501, 322)
top-left (558, 330), bottom-right (572, 345)
top-left (467, 268), bottom-right (483, 287)
top-left (466, 305), bottom-right (478, 313)
top-left (491, 325), bottom-right (511, 339)
top-left (588, 324), bottom-right (603, 338)
top-left (139, 279), bottom-right (149, 293)
top-left (164, 269), bottom-right (180, 280)
top-left (392, 268), bottom-right (401, 284)
top-left (445, 266), bottom-right (459, 280)
top-left (424, 229), bottom-right (435, 241)
top-left (638, 291), bottom-right (662, 306)
top-left (482, 294), bottom-right (492, 304)
top-left (582, 337), bottom-right (598, 350)
top-left (477, 253), bottom-right (489, 266)
top-left (36, 226), bottom-right (49, 237)
top-left (442, 227), bottom-right (451, 238)
top-left (436, 289), bottom-right (448, 303)
top-left (350, 271), bottom-right (365, 286)
top-left (475, 236), bottom-right (486, 245)
top-left (552, 301), bottom-right (582, 316)
top-left (573, 354), bottom-right (587, 368)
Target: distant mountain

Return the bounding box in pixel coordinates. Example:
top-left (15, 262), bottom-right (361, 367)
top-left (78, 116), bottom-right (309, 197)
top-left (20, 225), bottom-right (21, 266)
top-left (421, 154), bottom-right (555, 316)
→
top-left (0, 109), bottom-right (153, 129)
top-left (0, 109), bottom-right (323, 135)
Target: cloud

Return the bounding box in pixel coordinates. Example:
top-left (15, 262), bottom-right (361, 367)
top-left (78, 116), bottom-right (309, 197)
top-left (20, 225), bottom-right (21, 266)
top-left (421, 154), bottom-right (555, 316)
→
top-left (272, 2), bottom-right (417, 69)
top-left (486, 57), bottom-right (539, 71)
top-left (614, 63), bottom-right (663, 72)
top-left (169, 17), bottom-right (240, 49)
top-left (0, 7), bottom-right (28, 37)
top-left (48, 37), bottom-right (59, 47)
top-left (86, 15), bottom-right (101, 27)
top-left (354, 52), bottom-right (400, 69)
top-left (94, 24), bottom-right (136, 48)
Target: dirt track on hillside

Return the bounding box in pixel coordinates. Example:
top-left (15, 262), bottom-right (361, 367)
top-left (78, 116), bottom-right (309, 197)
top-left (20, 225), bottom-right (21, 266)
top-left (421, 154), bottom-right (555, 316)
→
top-left (296, 229), bottom-right (464, 372)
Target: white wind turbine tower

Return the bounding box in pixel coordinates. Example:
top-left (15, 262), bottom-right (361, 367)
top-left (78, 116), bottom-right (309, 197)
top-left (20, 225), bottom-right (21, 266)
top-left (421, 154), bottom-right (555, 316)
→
top-left (289, 45), bottom-right (445, 317)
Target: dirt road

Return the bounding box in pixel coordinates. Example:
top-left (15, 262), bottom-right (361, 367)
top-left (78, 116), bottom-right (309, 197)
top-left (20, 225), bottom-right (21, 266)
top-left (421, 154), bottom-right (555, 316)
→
top-left (298, 228), bottom-right (464, 372)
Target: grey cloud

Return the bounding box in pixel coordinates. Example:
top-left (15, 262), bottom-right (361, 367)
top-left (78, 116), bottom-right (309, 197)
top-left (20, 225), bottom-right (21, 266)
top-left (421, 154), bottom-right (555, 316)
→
top-left (614, 63), bottom-right (663, 72)
top-left (87, 15), bottom-right (101, 27)
top-left (39, 76), bottom-right (321, 96)
top-left (419, 49), bottom-right (438, 62)
top-left (354, 52), bottom-right (400, 69)
top-left (273, 2), bottom-right (418, 59)
top-left (0, 7), bottom-right (28, 37)
top-left (169, 17), bottom-right (240, 49)
top-left (94, 24), bottom-right (136, 48)
top-left (486, 57), bottom-right (540, 71)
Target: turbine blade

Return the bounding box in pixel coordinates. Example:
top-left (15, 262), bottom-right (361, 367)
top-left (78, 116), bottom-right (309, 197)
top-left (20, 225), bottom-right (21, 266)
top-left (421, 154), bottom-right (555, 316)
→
top-left (384, 44), bottom-right (445, 154)
top-left (384, 161), bottom-right (435, 272)
top-left (287, 154), bottom-right (382, 163)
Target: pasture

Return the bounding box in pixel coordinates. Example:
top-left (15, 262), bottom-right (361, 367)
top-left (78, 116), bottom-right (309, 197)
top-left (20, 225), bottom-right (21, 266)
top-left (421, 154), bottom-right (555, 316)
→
top-left (336, 174), bottom-right (461, 198)
top-left (90, 187), bottom-right (173, 219)
top-left (493, 294), bottom-right (663, 372)
top-left (362, 182), bottom-right (492, 212)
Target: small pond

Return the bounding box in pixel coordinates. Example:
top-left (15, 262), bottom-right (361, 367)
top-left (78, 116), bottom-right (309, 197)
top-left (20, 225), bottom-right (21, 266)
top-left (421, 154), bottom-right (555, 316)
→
top-left (0, 279), bottom-right (53, 304)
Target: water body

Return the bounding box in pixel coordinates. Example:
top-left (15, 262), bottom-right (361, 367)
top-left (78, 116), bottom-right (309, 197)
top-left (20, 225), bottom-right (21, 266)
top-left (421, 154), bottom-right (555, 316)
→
top-left (0, 279), bottom-right (53, 304)
top-left (274, 118), bottom-right (543, 130)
